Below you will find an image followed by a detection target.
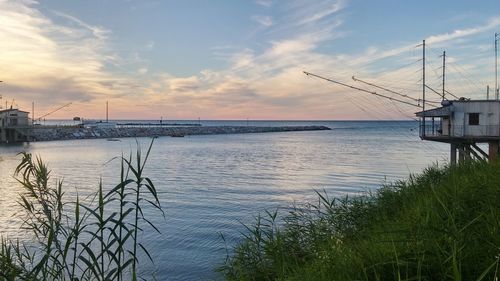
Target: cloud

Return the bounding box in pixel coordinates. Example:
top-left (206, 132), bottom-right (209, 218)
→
top-left (136, 0), bottom-right (395, 119)
top-left (2, 0), bottom-right (499, 120)
top-left (255, 0), bottom-right (272, 7)
top-left (0, 0), bottom-right (122, 113)
top-left (268, 37), bottom-right (317, 56)
top-left (144, 8), bottom-right (500, 119)
top-left (252, 15), bottom-right (273, 27)
top-left (146, 40), bottom-right (155, 50)
top-left (230, 49), bottom-right (255, 70)
top-left (1, 0), bottom-right (356, 119)
top-left (426, 17), bottom-right (500, 45)
top-left (50, 10), bottom-right (110, 40)
top-left (297, 1), bottom-right (344, 25)
top-left (2, 77), bottom-right (95, 106)
top-left (167, 76), bottom-right (200, 92)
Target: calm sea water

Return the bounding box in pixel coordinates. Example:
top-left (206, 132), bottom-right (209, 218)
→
top-left (0, 120), bottom-right (449, 280)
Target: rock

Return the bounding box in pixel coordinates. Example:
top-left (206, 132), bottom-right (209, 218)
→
top-left (32, 125), bottom-right (331, 142)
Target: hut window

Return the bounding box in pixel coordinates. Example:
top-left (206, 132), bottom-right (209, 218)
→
top-left (468, 113), bottom-right (479, 125)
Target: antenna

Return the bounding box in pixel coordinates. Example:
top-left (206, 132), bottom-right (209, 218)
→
top-left (495, 33), bottom-right (499, 99)
top-left (422, 40), bottom-right (426, 137)
top-left (442, 51), bottom-right (446, 101)
top-left (496, 33), bottom-right (498, 99)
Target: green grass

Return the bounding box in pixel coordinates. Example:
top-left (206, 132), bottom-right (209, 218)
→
top-left (0, 140), bottom-right (164, 281)
top-left (219, 161), bottom-right (500, 281)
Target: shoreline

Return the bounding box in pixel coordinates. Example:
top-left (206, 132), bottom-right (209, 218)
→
top-left (30, 125), bottom-right (331, 142)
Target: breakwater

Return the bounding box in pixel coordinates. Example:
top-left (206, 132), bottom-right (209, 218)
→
top-left (31, 125), bottom-right (331, 141)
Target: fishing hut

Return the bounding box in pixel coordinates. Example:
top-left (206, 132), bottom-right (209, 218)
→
top-left (0, 108), bottom-right (31, 143)
top-left (417, 100), bottom-right (500, 163)
top-left (416, 36), bottom-right (500, 164)
top-left (304, 37), bottom-right (500, 165)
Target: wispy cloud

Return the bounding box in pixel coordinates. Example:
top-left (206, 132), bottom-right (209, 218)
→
top-left (297, 0), bottom-right (344, 25)
top-left (2, 0), bottom-right (499, 120)
top-left (168, 76), bottom-right (200, 92)
top-left (146, 40), bottom-right (155, 50)
top-left (140, 0), bottom-right (357, 119)
top-left (426, 17), bottom-right (500, 45)
top-left (252, 15), bottom-right (273, 27)
top-left (255, 0), bottom-right (272, 7)
top-left (145, 4), bottom-right (500, 119)
top-left (0, 0), bottom-right (124, 114)
top-left (50, 10), bottom-right (110, 40)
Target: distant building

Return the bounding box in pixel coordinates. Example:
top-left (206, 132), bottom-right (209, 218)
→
top-left (0, 108), bottom-right (30, 143)
top-left (416, 100), bottom-right (500, 163)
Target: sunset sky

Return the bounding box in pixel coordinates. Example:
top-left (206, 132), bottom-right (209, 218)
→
top-left (1, 0), bottom-right (500, 120)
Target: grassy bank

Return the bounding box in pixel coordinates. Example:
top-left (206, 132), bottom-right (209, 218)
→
top-left (220, 161), bottom-right (500, 280)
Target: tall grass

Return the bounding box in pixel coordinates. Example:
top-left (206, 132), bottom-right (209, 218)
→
top-left (0, 140), bottom-right (163, 281)
top-left (220, 161), bottom-right (500, 280)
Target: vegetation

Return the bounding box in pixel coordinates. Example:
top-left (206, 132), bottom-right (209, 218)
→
top-left (0, 141), bottom-right (163, 281)
top-left (220, 161), bottom-right (500, 281)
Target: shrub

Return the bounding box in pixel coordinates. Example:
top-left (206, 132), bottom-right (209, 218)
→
top-left (0, 141), bottom-right (163, 281)
top-left (220, 161), bottom-right (500, 281)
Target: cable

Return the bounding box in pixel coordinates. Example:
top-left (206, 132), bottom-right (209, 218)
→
top-left (304, 71), bottom-right (421, 108)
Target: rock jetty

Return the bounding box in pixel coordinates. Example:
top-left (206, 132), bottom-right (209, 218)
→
top-left (31, 125), bottom-right (331, 142)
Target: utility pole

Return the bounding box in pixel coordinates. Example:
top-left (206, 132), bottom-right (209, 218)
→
top-left (106, 101), bottom-right (109, 122)
top-left (442, 51), bottom-right (446, 101)
top-left (32, 101), bottom-right (35, 125)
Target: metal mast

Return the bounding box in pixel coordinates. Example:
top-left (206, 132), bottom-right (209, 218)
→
top-left (442, 51), bottom-right (446, 101)
top-left (422, 40), bottom-right (426, 137)
top-left (496, 33), bottom-right (499, 99)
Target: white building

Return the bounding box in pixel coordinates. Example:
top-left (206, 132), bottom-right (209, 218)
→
top-left (0, 108), bottom-right (30, 143)
top-left (416, 100), bottom-right (500, 163)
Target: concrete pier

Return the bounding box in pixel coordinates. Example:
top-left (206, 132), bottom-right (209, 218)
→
top-left (30, 125), bottom-right (331, 142)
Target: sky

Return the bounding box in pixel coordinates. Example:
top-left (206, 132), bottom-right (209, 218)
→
top-left (1, 0), bottom-right (500, 120)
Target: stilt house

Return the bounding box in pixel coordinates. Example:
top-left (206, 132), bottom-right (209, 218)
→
top-left (0, 108), bottom-right (30, 143)
top-left (416, 99), bottom-right (500, 163)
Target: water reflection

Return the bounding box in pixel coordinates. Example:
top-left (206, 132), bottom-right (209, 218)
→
top-left (0, 121), bottom-right (448, 280)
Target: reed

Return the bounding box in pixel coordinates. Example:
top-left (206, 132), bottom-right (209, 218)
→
top-left (0, 140), bottom-right (163, 281)
top-left (220, 161), bottom-right (500, 280)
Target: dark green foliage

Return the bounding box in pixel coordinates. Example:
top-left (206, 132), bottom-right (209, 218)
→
top-left (220, 161), bottom-right (500, 281)
top-left (0, 140), bottom-right (163, 281)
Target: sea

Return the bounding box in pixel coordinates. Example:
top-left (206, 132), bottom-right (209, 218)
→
top-left (0, 120), bottom-right (449, 280)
